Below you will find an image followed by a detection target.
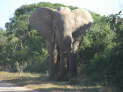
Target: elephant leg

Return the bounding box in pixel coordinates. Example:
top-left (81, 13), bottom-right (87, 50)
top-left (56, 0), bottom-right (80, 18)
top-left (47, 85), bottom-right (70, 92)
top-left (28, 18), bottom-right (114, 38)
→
top-left (55, 51), bottom-right (68, 81)
top-left (68, 52), bottom-right (77, 79)
top-left (48, 42), bottom-right (58, 80)
top-left (67, 40), bottom-right (81, 78)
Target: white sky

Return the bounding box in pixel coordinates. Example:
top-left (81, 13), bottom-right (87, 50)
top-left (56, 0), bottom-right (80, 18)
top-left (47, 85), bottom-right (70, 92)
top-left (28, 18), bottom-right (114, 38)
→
top-left (0, 0), bottom-right (123, 29)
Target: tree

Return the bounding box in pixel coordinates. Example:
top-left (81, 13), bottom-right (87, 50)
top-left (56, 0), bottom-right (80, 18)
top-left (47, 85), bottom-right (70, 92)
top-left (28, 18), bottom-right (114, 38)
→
top-left (106, 11), bottom-right (123, 90)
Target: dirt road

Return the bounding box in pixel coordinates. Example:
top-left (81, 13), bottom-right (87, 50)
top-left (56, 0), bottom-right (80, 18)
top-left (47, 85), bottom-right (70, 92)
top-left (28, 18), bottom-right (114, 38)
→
top-left (0, 80), bottom-right (38, 92)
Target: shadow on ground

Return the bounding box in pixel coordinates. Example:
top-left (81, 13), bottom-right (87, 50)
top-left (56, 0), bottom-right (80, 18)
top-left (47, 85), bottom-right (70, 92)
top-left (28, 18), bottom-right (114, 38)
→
top-left (3, 74), bottom-right (103, 92)
top-left (3, 74), bottom-right (48, 86)
top-left (35, 88), bottom-right (101, 92)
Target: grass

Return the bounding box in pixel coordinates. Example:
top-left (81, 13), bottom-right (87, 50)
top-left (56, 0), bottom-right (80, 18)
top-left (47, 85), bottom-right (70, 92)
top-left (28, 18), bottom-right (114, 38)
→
top-left (0, 71), bottom-right (103, 92)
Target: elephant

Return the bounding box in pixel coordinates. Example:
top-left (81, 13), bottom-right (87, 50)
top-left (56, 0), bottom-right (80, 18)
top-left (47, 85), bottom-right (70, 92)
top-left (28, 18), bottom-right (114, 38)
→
top-left (29, 7), bottom-right (93, 80)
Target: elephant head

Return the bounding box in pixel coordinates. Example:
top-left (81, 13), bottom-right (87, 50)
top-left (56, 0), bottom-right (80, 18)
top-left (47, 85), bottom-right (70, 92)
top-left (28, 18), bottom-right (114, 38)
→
top-left (29, 7), bottom-right (93, 80)
top-left (53, 7), bottom-right (93, 53)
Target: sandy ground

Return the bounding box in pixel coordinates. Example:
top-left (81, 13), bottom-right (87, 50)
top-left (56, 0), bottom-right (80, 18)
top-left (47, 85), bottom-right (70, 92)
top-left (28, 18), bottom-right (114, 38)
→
top-left (0, 80), bottom-right (38, 92)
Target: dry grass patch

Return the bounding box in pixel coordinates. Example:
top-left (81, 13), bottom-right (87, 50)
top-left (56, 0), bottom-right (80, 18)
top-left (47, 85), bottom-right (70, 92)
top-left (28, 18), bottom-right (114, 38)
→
top-left (0, 71), bottom-right (103, 92)
top-left (0, 71), bottom-right (41, 80)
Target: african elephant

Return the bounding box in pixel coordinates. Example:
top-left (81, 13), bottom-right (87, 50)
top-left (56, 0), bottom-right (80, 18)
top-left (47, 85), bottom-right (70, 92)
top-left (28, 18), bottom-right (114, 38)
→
top-left (29, 7), bottom-right (93, 80)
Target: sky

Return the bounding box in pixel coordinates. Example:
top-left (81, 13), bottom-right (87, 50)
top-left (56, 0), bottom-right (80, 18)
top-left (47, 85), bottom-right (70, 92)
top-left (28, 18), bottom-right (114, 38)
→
top-left (0, 0), bottom-right (123, 29)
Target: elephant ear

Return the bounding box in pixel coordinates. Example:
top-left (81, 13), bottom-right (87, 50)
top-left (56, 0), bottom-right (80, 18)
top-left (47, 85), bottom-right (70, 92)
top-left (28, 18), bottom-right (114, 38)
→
top-left (71, 9), bottom-right (93, 52)
top-left (29, 8), bottom-right (54, 41)
top-left (72, 8), bottom-right (93, 40)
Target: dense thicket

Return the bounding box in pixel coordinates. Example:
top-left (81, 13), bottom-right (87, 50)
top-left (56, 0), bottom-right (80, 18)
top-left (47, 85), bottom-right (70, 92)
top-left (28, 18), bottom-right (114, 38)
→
top-left (78, 12), bottom-right (123, 90)
top-left (0, 2), bottom-right (123, 90)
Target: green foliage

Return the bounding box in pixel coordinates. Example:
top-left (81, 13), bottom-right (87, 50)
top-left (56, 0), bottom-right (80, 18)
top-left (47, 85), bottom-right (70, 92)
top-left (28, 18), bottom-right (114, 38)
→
top-left (79, 15), bottom-right (116, 63)
top-left (0, 30), bottom-right (8, 68)
top-left (78, 11), bottom-right (123, 90)
top-left (106, 12), bottom-right (123, 89)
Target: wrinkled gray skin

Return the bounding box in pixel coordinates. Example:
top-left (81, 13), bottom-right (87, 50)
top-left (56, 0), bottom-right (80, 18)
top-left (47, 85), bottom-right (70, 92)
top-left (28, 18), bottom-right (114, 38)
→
top-left (29, 7), bottom-right (93, 80)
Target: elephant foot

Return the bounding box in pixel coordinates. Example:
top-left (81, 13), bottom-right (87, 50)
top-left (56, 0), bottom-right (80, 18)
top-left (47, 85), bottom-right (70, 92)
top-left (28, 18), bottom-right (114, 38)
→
top-left (55, 75), bottom-right (69, 81)
top-left (48, 72), bottom-right (76, 81)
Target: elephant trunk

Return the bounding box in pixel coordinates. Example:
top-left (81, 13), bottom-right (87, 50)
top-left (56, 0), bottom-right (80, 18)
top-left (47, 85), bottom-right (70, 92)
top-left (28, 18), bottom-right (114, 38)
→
top-left (62, 36), bottom-right (73, 53)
